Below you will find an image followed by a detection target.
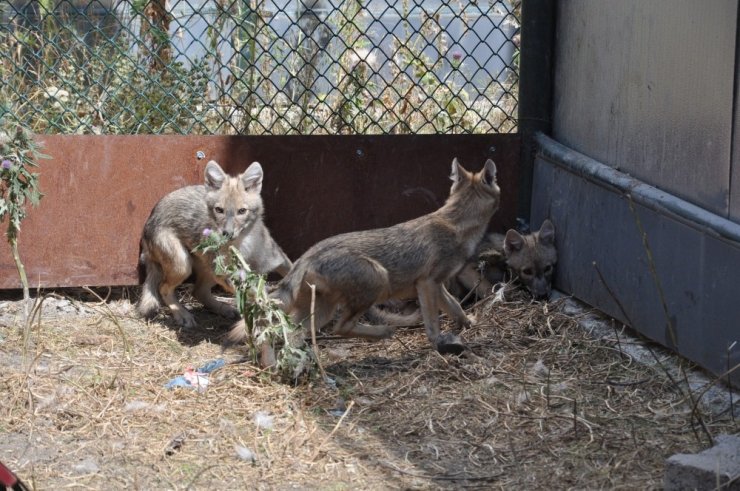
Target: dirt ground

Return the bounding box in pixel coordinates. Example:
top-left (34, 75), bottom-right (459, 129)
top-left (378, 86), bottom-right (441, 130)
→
top-left (0, 286), bottom-right (737, 490)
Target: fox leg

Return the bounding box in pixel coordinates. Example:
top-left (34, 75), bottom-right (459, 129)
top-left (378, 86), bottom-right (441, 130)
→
top-left (332, 308), bottom-right (395, 339)
top-left (418, 281), bottom-right (468, 354)
top-left (437, 284), bottom-right (473, 329)
top-left (475, 278), bottom-right (494, 299)
top-left (137, 256), bottom-right (163, 319)
top-left (455, 263), bottom-right (481, 296)
top-left (291, 285), bottom-right (390, 338)
top-left (248, 287), bottom-right (336, 369)
top-left (191, 257), bottom-right (239, 319)
top-left (212, 273), bottom-right (235, 295)
top-left (257, 291), bottom-right (336, 369)
top-left (295, 300), bottom-right (336, 334)
top-left (151, 234), bottom-right (196, 328)
top-left (416, 279), bottom-right (442, 345)
top-left (456, 263), bottom-right (493, 300)
top-left (326, 257), bottom-right (396, 340)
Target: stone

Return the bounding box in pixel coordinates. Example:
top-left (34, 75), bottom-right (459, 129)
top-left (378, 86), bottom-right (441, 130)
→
top-left (664, 434), bottom-right (740, 490)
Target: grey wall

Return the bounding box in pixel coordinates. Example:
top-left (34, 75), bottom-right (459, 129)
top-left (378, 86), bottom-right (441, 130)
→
top-left (535, 0), bottom-right (740, 387)
top-left (732, 25), bottom-right (740, 222)
top-left (531, 136), bottom-right (740, 388)
top-left (553, 0), bottom-right (737, 218)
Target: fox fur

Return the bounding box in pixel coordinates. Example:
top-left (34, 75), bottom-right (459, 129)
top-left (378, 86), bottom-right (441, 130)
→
top-left (226, 158), bottom-right (501, 363)
top-left (450, 219), bottom-right (557, 300)
top-left (137, 160), bottom-right (291, 327)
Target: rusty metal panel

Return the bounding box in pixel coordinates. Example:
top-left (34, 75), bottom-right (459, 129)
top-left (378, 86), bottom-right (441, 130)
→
top-left (553, 0), bottom-right (736, 217)
top-left (0, 134), bottom-right (520, 289)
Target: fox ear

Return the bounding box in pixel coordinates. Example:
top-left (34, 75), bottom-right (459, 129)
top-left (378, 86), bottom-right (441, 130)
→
top-left (241, 161), bottom-right (264, 193)
top-left (481, 159), bottom-right (497, 187)
top-left (504, 229), bottom-right (524, 253)
top-left (450, 157), bottom-right (465, 183)
top-left (538, 219), bottom-right (555, 246)
top-left (204, 160), bottom-right (227, 190)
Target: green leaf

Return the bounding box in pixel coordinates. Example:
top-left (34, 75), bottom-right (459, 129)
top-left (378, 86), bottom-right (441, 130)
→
top-left (191, 231), bottom-right (316, 382)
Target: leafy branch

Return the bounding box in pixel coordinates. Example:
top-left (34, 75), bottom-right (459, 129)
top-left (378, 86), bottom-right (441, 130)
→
top-left (193, 230), bottom-right (315, 382)
top-left (0, 110), bottom-right (47, 305)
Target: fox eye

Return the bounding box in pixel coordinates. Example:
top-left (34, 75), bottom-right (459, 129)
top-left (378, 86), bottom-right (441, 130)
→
top-left (214, 207), bottom-right (225, 214)
top-left (237, 208), bottom-right (247, 215)
top-left (521, 268), bottom-right (534, 277)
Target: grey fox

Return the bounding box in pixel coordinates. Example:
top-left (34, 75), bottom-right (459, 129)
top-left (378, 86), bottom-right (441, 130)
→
top-left (137, 160), bottom-right (291, 327)
top-left (450, 219), bottom-right (557, 300)
top-left (227, 158), bottom-right (501, 362)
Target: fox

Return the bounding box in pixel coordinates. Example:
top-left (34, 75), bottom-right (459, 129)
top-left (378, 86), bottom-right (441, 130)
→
top-left (226, 158), bottom-right (501, 363)
top-left (450, 219), bottom-right (557, 300)
top-left (137, 160), bottom-right (292, 328)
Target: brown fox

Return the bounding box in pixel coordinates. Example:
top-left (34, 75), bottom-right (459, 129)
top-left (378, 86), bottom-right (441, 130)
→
top-left (450, 220), bottom-right (557, 300)
top-left (137, 160), bottom-right (291, 327)
top-left (227, 158), bottom-right (500, 361)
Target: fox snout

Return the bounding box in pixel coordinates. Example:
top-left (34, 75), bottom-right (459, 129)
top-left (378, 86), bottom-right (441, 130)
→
top-left (527, 277), bottom-right (552, 300)
top-left (217, 212), bottom-right (244, 240)
top-left (220, 227), bottom-right (235, 240)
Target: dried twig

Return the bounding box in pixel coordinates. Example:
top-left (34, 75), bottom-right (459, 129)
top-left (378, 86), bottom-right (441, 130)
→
top-left (311, 400), bottom-right (355, 461)
top-left (308, 282), bottom-right (327, 382)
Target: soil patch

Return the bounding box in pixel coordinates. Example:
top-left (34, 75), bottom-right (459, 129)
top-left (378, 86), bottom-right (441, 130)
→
top-left (0, 287), bottom-right (737, 489)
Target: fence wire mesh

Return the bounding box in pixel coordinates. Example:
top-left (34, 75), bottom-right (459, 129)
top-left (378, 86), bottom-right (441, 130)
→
top-left (0, 0), bottom-right (520, 135)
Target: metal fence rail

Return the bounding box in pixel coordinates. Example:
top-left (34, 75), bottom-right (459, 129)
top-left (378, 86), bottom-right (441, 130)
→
top-left (0, 0), bottom-right (519, 135)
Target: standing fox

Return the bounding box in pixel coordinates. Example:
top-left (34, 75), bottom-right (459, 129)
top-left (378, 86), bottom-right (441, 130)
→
top-left (227, 158), bottom-right (500, 360)
top-left (450, 220), bottom-right (557, 300)
top-left (137, 160), bottom-right (291, 327)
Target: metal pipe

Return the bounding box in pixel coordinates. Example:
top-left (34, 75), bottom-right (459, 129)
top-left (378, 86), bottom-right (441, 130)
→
top-left (536, 132), bottom-right (740, 245)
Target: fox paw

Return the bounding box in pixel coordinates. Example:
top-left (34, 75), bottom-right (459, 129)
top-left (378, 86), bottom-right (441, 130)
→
top-left (173, 311), bottom-right (197, 328)
top-left (379, 326), bottom-right (396, 339)
top-left (218, 305), bottom-right (240, 319)
top-left (435, 332), bottom-right (467, 355)
top-left (203, 300), bottom-right (240, 319)
top-left (452, 315), bottom-right (473, 330)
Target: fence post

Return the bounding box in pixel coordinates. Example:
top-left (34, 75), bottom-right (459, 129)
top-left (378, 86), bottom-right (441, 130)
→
top-left (517, 0), bottom-right (556, 222)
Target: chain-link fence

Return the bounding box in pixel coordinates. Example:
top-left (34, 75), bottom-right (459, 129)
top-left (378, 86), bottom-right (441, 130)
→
top-left (0, 0), bottom-right (520, 135)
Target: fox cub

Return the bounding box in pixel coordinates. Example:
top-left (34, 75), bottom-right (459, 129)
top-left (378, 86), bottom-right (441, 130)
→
top-left (227, 158), bottom-right (501, 362)
top-left (137, 160), bottom-right (291, 327)
top-left (450, 220), bottom-right (557, 300)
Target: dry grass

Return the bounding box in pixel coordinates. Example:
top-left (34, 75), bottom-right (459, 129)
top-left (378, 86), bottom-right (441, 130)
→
top-left (0, 287), bottom-right (737, 490)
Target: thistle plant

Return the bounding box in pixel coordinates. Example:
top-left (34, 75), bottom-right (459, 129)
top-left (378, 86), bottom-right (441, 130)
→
top-left (0, 111), bottom-right (46, 304)
top-left (193, 230), bottom-right (315, 382)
